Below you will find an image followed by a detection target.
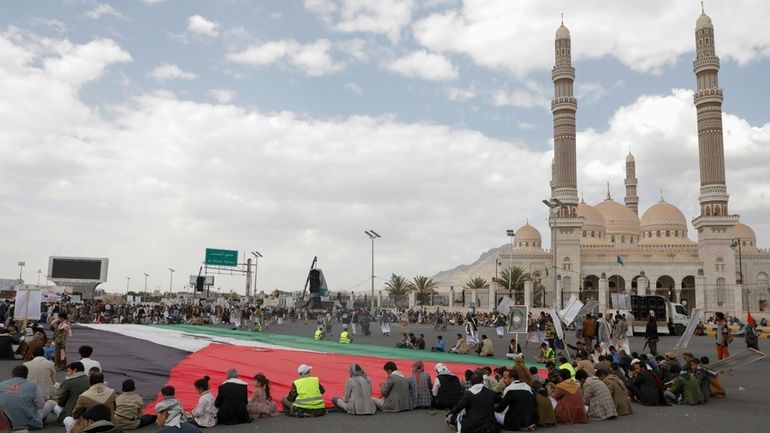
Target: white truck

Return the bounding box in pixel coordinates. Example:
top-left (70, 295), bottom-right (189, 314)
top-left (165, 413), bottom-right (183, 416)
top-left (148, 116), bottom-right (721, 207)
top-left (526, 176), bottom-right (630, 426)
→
top-left (629, 294), bottom-right (690, 336)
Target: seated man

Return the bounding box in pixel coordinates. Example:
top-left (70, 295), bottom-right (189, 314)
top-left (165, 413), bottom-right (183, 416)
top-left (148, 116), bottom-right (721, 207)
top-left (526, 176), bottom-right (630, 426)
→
top-left (24, 347), bottom-right (56, 400)
top-left (79, 404), bottom-right (121, 433)
top-left (313, 326), bottom-right (325, 341)
top-left (536, 342), bottom-right (555, 363)
top-left (449, 334), bottom-right (469, 354)
top-left (430, 335), bottom-right (445, 352)
top-left (664, 365), bottom-right (705, 406)
top-left (373, 362), bottom-right (413, 413)
top-left (431, 363), bottom-right (463, 410)
top-left (0, 365), bottom-right (45, 430)
top-left (0, 326), bottom-right (20, 360)
top-left (78, 346), bottom-right (102, 374)
top-left (282, 364), bottom-right (325, 417)
top-left (45, 361), bottom-right (90, 425)
top-left (494, 369), bottom-right (537, 431)
top-left (477, 335), bottom-right (494, 357)
top-left (447, 372), bottom-right (499, 433)
top-left (338, 325), bottom-right (352, 344)
top-left (575, 370), bottom-right (617, 421)
top-left (66, 372), bottom-right (117, 433)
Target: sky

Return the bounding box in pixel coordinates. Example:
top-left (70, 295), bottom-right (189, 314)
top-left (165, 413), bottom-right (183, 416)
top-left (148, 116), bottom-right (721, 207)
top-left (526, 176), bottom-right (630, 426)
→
top-left (1, 0), bottom-right (770, 295)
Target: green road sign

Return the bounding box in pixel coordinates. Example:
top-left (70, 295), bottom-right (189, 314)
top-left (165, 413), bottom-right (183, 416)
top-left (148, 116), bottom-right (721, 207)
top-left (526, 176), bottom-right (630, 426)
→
top-left (205, 248), bottom-right (238, 266)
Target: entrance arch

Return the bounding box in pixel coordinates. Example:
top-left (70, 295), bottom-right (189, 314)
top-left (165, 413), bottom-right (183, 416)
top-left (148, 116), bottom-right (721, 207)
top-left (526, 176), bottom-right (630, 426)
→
top-left (608, 275), bottom-right (626, 309)
top-left (656, 275), bottom-right (676, 301)
top-left (681, 276), bottom-right (695, 310)
top-left (582, 275), bottom-right (599, 303)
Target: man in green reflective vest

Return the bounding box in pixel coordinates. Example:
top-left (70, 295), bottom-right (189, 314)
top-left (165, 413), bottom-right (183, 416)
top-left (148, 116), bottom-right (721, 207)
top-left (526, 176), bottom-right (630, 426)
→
top-left (339, 324), bottom-right (352, 344)
top-left (314, 326), bottom-right (325, 341)
top-left (282, 364), bottom-right (326, 417)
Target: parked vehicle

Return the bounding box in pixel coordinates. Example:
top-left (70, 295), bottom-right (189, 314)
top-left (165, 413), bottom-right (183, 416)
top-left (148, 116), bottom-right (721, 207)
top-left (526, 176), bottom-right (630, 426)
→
top-left (629, 295), bottom-right (689, 336)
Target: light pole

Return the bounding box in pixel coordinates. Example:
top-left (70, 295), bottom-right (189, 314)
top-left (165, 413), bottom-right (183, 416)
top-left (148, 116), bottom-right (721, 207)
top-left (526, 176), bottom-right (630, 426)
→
top-left (126, 276), bottom-right (131, 295)
top-left (495, 258), bottom-right (501, 284)
top-left (17, 261), bottom-right (25, 282)
top-left (143, 273), bottom-right (149, 293)
top-left (365, 230), bottom-right (381, 307)
top-left (542, 198), bottom-right (566, 308)
top-left (37, 269), bottom-right (42, 286)
top-left (506, 229), bottom-right (515, 298)
top-left (168, 268), bottom-right (175, 296)
top-left (251, 251), bottom-right (262, 295)
top-left (731, 237), bottom-right (745, 311)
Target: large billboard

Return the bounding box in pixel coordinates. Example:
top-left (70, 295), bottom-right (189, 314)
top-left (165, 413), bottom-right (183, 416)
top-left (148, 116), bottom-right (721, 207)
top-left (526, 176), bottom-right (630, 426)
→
top-left (205, 248), bottom-right (238, 266)
top-left (48, 257), bottom-right (109, 282)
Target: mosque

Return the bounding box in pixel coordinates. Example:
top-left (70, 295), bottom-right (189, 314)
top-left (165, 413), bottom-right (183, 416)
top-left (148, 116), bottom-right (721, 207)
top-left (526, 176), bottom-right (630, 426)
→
top-left (433, 9), bottom-right (770, 319)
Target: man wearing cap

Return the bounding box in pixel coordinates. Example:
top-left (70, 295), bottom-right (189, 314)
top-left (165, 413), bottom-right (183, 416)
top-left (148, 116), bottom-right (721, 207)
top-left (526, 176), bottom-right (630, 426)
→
top-left (339, 325), bottom-right (352, 344)
top-left (282, 364), bottom-right (326, 417)
top-left (431, 363), bottom-right (463, 410)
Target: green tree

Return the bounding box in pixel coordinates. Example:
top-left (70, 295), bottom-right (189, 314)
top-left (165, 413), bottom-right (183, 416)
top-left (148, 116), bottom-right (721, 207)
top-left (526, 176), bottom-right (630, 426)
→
top-left (464, 277), bottom-right (489, 290)
top-left (498, 266), bottom-right (530, 304)
top-left (385, 274), bottom-right (411, 306)
top-left (411, 275), bottom-right (437, 305)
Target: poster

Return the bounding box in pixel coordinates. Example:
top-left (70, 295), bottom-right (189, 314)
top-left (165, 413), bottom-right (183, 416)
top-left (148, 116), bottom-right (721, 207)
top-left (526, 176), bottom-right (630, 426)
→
top-left (549, 308), bottom-right (564, 341)
top-left (507, 305), bottom-right (528, 333)
top-left (497, 296), bottom-right (514, 314)
top-left (558, 295), bottom-right (584, 326)
top-left (707, 348), bottom-right (766, 372)
top-left (14, 285), bottom-right (42, 320)
top-left (673, 308), bottom-right (702, 354)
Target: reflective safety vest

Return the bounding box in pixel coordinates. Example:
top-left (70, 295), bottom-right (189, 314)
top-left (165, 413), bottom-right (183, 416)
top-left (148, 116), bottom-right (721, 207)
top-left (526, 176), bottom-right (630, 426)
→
top-left (541, 347), bottom-right (555, 362)
top-left (292, 376), bottom-right (325, 410)
top-left (339, 330), bottom-right (351, 344)
top-left (559, 362), bottom-right (576, 378)
top-left (314, 329), bottom-right (324, 340)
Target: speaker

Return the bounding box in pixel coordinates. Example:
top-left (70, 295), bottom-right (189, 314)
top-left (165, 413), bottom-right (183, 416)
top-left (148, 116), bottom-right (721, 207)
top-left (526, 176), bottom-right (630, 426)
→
top-left (195, 276), bottom-right (205, 292)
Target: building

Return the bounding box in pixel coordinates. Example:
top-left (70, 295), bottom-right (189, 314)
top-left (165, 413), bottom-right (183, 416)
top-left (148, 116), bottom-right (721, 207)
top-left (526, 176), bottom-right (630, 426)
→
top-left (431, 9), bottom-right (770, 319)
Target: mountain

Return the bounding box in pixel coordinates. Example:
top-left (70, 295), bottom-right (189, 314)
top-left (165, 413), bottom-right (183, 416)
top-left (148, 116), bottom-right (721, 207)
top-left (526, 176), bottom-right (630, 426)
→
top-left (430, 245), bottom-right (507, 289)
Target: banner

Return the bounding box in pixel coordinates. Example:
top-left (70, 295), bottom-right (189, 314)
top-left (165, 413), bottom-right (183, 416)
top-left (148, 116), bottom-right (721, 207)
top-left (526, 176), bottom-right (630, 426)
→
top-left (507, 305), bottom-right (528, 333)
top-left (14, 286), bottom-right (42, 320)
top-left (707, 348), bottom-right (766, 372)
top-left (558, 295), bottom-right (583, 326)
top-left (549, 308), bottom-right (564, 341)
top-left (673, 308), bottom-right (702, 354)
top-left (497, 296), bottom-right (514, 314)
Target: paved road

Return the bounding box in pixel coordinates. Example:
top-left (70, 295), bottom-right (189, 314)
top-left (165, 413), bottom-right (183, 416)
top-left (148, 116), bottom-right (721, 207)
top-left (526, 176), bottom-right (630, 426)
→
top-left (2, 321), bottom-right (766, 433)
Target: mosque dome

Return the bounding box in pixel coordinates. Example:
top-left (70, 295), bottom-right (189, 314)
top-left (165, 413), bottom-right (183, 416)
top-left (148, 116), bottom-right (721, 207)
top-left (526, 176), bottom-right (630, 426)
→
top-left (556, 23), bottom-right (570, 39)
top-left (578, 200), bottom-right (609, 245)
top-left (639, 198), bottom-right (693, 245)
top-left (734, 222), bottom-right (758, 251)
top-left (696, 12), bottom-right (713, 30)
top-left (515, 223), bottom-right (542, 251)
top-left (626, 152), bottom-right (635, 162)
top-left (595, 196), bottom-right (640, 243)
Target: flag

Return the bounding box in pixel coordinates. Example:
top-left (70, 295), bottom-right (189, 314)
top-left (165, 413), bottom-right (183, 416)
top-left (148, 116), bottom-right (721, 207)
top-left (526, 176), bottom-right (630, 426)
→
top-left (616, 255), bottom-right (624, 266)
top-left (747, 312), bottom-right (757, 327)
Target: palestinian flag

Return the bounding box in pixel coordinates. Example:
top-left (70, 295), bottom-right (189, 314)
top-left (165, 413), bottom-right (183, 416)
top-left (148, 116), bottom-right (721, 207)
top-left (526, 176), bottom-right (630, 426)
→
top-left (77, 324), bottom-right (545, 412)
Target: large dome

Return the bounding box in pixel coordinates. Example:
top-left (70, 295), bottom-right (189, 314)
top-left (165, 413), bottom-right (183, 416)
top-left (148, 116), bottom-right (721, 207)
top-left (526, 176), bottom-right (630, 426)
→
top-left (696, 12), bottom-right (712, 30)
top-left (639, 198), bottom-right (693, 245)
top-left (515, 223), bottom-right (542, 251)
top-left (578, 200), bottom-right (608, 245)
top-left (734, 222), bottom-right (758, 251)
top-left (594, 197), bottom-right (640, 243)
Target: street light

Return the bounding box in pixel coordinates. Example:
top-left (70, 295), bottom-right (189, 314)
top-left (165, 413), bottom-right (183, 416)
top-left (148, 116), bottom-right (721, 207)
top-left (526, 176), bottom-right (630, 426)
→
top-left (17, 261), bottom-right (25, 282)
top-left (143, 273), bottom-right (149, 293)
top-left (506, 229), bottom-right (515, 298)
top-left (365, 230), bottom-right (381, 307)
top-left (126, 276), bottom-right (131, 295)
top-left (37, 269), bottom-right (42, 286)
top-left (543, 198), bottom-right (567, 308)
top-left (730, 238), bottom-right (743, 284)
top-left (251, 251), bottom-right (263, 296)
top-left (168, 268), bottom-right (175, 295)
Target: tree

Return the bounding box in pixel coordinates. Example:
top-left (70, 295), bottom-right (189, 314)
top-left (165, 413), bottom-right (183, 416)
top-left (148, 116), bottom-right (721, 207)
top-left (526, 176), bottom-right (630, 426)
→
top-left (411, 275), bottom-right (437, 305)
top-left (385, 274), bottom-right (411, 306)
top-left (464, 277), bottom-right (489, 290)
top-left (498, 266), bottom-right (530, 304)
top-left (533, 280), bottom-right (547, 307)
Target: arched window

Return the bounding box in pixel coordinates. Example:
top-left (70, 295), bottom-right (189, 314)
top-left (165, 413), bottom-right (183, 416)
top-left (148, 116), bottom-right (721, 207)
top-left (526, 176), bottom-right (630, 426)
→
top-left (657, 231), bottom-right (661, 237)
top-left (666, 230), bottom-right (670, 237)
top-left (716, 277), bottom-right (727, 305)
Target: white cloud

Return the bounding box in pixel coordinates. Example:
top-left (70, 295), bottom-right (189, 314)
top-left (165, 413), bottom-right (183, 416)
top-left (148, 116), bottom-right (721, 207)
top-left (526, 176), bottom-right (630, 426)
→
top-left (344, 82), bottom-right (363, 95)
top-left (491, 80), bottom-right (549, 109)
top-left (207, 89), bottom-right (236, 104)
top-left (304, 0), bottom-right (414, 42)
top-left (150, 64), bottom-right (198, 81)
top-left (228, 39), bottom-right (344, 76)
top-left (337, 38), bottom-right (369, 62)
top-left (576, 82), bottom-right (607, 104)
top-left (517, 121), bottom-right (535, 130)
top-left (31, 17), bottom-right (67, 33)
top-left (187, 15), bottom-right (218, 38)
top-left (142, 0), bottom-right (167, 3)
top-left (85, 4), bottom-right (125, 20)
top-left (384, 50), bottom-right (457, 81)
top-left (413, 0), bottom-right (770, 77)
top-left (446, 85), bottom-right (475, 101)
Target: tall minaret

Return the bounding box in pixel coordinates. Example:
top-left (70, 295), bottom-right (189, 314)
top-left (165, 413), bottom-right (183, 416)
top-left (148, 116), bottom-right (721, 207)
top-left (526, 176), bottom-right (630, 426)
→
top-left (551, 18), bottom-right (579, 216)
top-left (624, 151), bottom-right (639, 215)
top-left (693, 6), bottom-right (729, 217)
top-left (548, 17), bottom-right (582, 309)
top-left (691, 6), bottom-right (739, 316)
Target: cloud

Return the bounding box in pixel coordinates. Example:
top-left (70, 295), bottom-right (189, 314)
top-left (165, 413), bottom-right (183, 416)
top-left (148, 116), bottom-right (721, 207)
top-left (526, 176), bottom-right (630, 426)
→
top-left (491, 81), bottom-right (549, 109)
top-left (150, 64), bottom-right (198, 81)
top-left (228, 39), bottom-right (344, 76)
top-left (304, 0), bottom-right (414, 42)
top-left (187, 15), bottom-right (218, 38)
top-left (384, 50), bottom-right (457, 81)
top-left (344, 82), bottom-right (363, 95)
top-left (31, 17), bottom-right (67, 33)
top-left (337, 38), bottom-right (369, 62)
top-left (85, 4), bottom-right (125, 20)
top-left (413, 0), bottom-right (770, 77)
top-left (446, 85), bottom-right (475, 101)
top-left (142, 0), bottom-right (167, 3)
top-left (207, 89), bottom-right (236, 104)
top-left (576, 82), bottom-right (607, 104)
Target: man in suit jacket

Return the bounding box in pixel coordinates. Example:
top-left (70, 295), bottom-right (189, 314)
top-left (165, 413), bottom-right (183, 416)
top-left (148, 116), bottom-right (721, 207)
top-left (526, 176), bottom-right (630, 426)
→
top-left (373, 362), bottom-right (413, 413)
top-left (448, 372), bottom-right (501, 433)
top-left (215, 368), bottom-right (250, 424)
top-left (24, 347), bottom-right (56, 399)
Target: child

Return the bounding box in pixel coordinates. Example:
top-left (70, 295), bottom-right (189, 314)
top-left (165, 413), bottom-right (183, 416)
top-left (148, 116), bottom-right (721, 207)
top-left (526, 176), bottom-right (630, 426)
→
top-left (190, 376), bottom-right (217, 428)
top-left (43, 340), bottom-right (55, 361)
top-left (247, 373), bottom-right (278, 419)
top-left (431, 335), bottom-right (445, 352)
top-left (154, 386), bottom-right (189, 428)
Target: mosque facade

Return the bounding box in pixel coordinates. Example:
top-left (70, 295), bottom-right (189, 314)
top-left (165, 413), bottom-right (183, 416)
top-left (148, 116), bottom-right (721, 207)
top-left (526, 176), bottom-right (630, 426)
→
top-left (499, 10), bottom-right (770, 318)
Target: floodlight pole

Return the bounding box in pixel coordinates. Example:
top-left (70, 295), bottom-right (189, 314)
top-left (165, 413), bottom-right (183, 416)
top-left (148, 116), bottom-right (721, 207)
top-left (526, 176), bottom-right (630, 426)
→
top-left (168, 268), bottom-right (175, 296)
top-left (506, 229), bottom-right (515, 298)
top-left (251, 251), bottom-right (262, 296)
top-left (365, 230), bottom-right (381, 308)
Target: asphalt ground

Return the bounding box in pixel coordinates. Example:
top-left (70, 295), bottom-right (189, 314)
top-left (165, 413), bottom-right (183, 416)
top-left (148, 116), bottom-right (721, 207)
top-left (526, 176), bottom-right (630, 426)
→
top-left (2, 321), bottom-right (767, 433)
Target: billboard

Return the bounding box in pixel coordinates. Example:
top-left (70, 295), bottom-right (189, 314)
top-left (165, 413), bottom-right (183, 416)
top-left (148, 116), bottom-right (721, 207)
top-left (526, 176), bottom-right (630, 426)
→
top-left (189, 275), bottom-right (215, 286)
top-left (205, 248), bottom-right (238, 267)
top-left (48, 257), bottom-right (108, 282)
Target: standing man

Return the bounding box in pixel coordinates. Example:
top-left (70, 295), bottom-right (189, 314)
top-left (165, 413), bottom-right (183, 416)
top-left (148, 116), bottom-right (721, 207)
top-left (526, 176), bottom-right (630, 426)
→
top-left (582, 314), bottom-right (596, 348)
top-left (52, 312), bottom-right (72, 370)
top-left (714, 312), bottom-right (731, 360)
top-left (644, 313), bottom-right (659, 356)
top-left (597, 313), bottom-right (613, 352)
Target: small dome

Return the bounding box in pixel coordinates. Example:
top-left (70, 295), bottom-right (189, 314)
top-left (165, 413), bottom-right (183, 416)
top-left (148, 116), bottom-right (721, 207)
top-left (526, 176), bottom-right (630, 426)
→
top-left (640, 198), bottom-right (687, 231)
top-left (578, 201), bottom-right (606, 231)
top-left (515, 223), bottom-right (542, 251)
top-left (626, 152), bottom-right (635, 162)
top-left (696, 12), bottom-right (712, 30)
top-left (595, 197), bottom-right (640, 238)
top-left (556, 23), bottom-right (570, 39)
top-left (734, 222), bottom-right (758, 251)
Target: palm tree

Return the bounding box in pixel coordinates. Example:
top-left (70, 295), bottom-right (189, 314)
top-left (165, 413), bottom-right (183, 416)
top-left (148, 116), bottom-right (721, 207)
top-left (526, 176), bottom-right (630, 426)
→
top-left (411, 275), bottom-right (437, 305)
top-left (464, 277), bottom-right (489, 290)
top-left (385, 274), bottom-right (411, 306)
top-left (498, 266), bottom-right (530, 304)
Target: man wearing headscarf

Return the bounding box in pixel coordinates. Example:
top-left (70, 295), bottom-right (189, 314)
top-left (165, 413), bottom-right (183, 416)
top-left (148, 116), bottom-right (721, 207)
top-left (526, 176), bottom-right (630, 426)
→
top-left (432, 363), bottom-right (463, 410)
top-left (331, 364), bottom-right (376, 415)
top-left (407, 361), bottom-right (432, 408)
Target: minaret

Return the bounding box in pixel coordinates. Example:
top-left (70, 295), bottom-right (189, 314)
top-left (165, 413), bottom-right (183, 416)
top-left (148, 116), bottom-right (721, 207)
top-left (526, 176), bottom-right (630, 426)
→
top-left (550, 18), bottom-right (579, 216)
top-left (691, 6), bottom-right (740, 317)
top-left (624, 151), bottom-right (639, 215)
top-left (547, 17), bottom-right (582, 309)
top-left (693, 6), bottom-right (729, 217)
